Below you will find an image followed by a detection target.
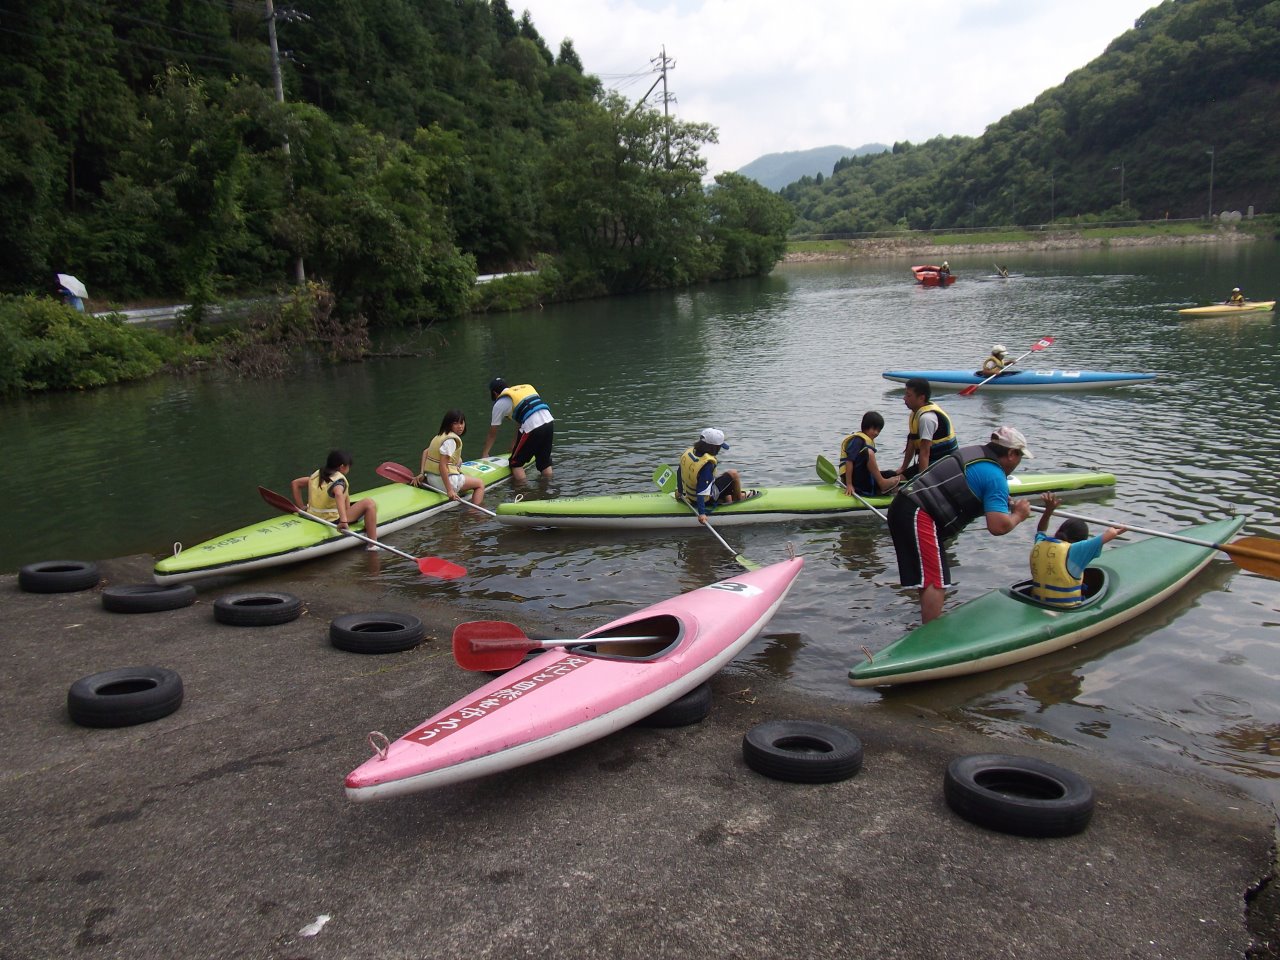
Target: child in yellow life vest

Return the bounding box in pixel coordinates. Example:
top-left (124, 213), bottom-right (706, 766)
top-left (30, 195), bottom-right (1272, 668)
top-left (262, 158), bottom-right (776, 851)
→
top-left (290, 449), bottom-right (379, 548)
top-left (839, 411), bottom-right (902, 497)
top-left (676, 427), bottom-right (758, 524)
top-left (1029, 492), bottom-right (1125, 607)
top-left (418, 409), bottom-right (486, 507)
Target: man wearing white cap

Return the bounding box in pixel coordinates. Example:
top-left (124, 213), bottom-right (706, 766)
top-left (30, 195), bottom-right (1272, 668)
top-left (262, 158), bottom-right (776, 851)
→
top-left (676, 428), bottom-right (758, 524)
top-left (979, 344), bottom-right (1010, 376)
top-left (887, 425), bottom-right (1034, 624)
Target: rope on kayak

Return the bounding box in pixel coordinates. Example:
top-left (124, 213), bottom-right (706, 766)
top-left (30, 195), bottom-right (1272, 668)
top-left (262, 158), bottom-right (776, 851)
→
top-left (860, 645), bottom-right (874, 664)
top-left (367, 730), bottom-right (390, 761)
top-left (172, 541), bottom-right (183, 556)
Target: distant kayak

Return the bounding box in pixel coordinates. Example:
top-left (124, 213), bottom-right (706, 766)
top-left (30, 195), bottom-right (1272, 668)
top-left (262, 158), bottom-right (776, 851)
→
top-left (1177, 300), bottom-right (1274, 317)
top-left (850, 516), bottom-right (1245, 687)
top-left (973, 273), bottom-right (1026, 282)
top-left (911, 265), bottom-right (955, 286)
top-left (882, 369), bottom-right (1157, 392)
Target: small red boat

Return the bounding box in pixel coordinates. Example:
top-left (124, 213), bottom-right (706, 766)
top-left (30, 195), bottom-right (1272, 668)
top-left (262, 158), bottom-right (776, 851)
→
top-left (912, 264), bottom-right (956, 286)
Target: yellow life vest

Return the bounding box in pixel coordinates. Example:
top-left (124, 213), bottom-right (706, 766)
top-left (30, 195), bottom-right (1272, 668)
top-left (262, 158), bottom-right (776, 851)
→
top-left (307, 470), bottom-right (346, 521)
top-left (497, 384), bottom-right (550, 424)
top-left (908, 402), bottom-right (958, 456)
top-left (1029, 537), bottom-right (1084, 607)
top-left (423, 431), bottom-right (463, 475)
top-left (678, 447), bottom-right (717, 501)
top-left (981, 355), bottom-right (1007, 375)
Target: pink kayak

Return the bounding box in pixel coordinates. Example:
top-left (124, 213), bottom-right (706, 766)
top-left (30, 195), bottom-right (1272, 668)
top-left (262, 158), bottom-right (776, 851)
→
top-left (345, 556), bottom-right (804, 801)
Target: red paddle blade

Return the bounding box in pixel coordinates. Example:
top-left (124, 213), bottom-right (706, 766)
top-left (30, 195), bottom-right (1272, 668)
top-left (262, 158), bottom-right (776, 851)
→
top-left (418, 557), bottom-right (466, 580)
top-left (1030, 336), bottom-right (1054, 351)
top-left (957, 383), bottom-right (980, 397)
top-left (376, 461), bottom-right (417, 485)
top-left (452, 620), bottom-right (536, 671)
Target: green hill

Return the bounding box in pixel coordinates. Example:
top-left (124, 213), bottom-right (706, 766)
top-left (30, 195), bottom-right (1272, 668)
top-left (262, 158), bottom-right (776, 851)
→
top-left (737, 144), bottom-right (889, 191)
top-left (784, 0), bottom-right (1280, 235)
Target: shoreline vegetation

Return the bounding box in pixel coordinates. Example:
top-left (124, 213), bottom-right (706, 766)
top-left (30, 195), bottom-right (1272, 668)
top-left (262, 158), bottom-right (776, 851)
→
top-left (781, 220), bottom-right (1270, 263)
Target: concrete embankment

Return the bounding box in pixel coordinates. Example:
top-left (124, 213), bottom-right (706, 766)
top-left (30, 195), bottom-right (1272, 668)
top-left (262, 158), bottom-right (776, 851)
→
top-left (2, 552), bottom-right (1276, 959)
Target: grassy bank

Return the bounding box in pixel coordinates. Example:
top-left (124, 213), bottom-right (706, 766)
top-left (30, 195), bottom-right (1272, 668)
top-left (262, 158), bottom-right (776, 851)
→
top-left (785, 216), bottom-right (1277, 260)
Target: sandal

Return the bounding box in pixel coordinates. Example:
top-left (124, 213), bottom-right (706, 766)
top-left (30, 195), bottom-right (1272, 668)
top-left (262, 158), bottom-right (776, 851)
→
top-left (737, 489), bottom-right (762, 503)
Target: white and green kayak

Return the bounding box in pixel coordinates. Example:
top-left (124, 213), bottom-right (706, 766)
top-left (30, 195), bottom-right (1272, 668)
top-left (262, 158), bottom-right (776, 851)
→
top-left (850, 516), bottom-right (1245, 687)
top-left (495, 469), bottom-right (1117, 530)
top-left (153, 458), bottom-right (510, 583)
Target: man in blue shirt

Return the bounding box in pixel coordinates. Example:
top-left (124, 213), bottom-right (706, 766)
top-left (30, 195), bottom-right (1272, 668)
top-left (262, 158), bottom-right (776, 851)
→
top-left (888, 425), bottom-right (1034, 624)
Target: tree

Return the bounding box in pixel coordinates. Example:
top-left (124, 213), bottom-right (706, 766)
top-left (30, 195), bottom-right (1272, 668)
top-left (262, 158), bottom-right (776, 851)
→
top-left (705, 173), bottom-right (793, 278)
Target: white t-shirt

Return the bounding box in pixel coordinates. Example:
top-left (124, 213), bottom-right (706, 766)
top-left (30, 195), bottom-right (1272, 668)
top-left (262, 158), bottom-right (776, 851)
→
top-left (491, 396), bottom-right (554, 434)
top-left (916, 410), bottom-right (940, 442)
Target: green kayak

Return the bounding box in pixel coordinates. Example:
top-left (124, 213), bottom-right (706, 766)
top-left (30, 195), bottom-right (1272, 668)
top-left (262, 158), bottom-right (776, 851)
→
top-left (496, 470), bottom-right (1117, 529)
top-left (849, 516), bottom-right (1245, 687)
top-left (153, 457), bottom-right (510, 583)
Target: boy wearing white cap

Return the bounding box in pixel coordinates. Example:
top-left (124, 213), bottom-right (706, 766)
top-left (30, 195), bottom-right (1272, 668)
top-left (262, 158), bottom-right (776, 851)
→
top-left (979, 344), bottom-right (1010, 376)
top-left (887, 425), bottom-right (1034, 623)
top-left (676, 428), bottom-right (758, 524)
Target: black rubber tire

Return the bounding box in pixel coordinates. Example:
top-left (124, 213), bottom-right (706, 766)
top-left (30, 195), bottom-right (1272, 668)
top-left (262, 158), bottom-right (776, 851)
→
top-left (101, 583), bottom-right (197, 614)
top-left (943, 754), bottom-right (1095, 838)
top-left (636, 682), bottom-right (713, 728)
top-left (18, 560), bottom-right (101, 594)
top-left (329, 612), bottom-right (425, 654)
top-left (742, 720), bottom-right (863, 783)
top-left (213, 592), bottom-right (303, 627)
top-left (67, 666), bottom-right (184, 728)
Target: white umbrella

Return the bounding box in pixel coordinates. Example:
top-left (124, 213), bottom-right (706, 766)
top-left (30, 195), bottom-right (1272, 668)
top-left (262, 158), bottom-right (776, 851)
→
top-left (56, 273), bottom-right (88, 299)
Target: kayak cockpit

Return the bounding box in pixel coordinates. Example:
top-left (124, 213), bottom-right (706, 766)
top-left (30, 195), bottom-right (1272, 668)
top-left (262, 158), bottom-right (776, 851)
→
top-left (571, 614), bottom-right (682, 660)
top-left (1005, 568), bottom-right (1110, 611)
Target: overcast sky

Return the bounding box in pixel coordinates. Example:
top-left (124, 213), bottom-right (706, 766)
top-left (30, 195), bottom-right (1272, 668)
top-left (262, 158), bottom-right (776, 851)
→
top-left (519, 0), bottom-right (1161, 176)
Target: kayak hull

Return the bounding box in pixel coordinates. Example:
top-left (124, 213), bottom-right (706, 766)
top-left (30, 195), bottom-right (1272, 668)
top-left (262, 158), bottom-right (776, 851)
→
top-left (849, 517), bottom-right (1245, 686)
top-left (883, 369), bottom-right (1157, 391)
top-left (1177, 300), bottom-right (1274, 317)
top-left (911, 265), bottom-right (955, 286)
top-left (152, 458), bottom-right (511, 583)
top-left (496, 471), bottom-right (1116, 529)
top-left (344, 556), bottom-right (805, 800)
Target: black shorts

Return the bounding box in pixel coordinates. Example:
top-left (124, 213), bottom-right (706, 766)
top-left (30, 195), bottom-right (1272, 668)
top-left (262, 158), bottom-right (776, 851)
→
top-left (510, 421), bottom-right (554, 471)
top-left (708, 473), bottom-right (736, 504)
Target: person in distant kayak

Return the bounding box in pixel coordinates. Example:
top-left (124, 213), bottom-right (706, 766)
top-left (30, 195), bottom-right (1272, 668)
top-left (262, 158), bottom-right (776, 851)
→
top-left (996, 264), bottom-right (1010, 279)
top-left (419, 409), bottom-right (486, 507)
top-left (1028, 491), bottom-right (1126, 607)
top-left (839, 411), bottom-right (901, 497)
top-left (291, 449), bottom-right (379, 547)
top-left (1226, 287), bottom-right (1246, 305)
top-left (888, 426), bottom-right (1035, 624)
top-left (938, 260), bottom-right (951, 278)
top-left (897, 378), bottom-right (958, 480)
top-left (979, 344), bottom-right (1011, 376)
top-left (677, 428), bottom-right (758, 525)
top-left (480, 377), bottom-right (554, 483)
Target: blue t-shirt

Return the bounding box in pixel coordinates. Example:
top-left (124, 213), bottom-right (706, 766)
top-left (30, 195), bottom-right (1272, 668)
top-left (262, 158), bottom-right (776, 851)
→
top-left (1034, 531), bottom-right (1105, 577)
top-left (963, 459), bottom-right (1011, 514)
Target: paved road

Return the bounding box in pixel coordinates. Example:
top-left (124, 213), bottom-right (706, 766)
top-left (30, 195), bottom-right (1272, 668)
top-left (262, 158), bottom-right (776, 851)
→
top-left (2, 553), bottom-right (1275, 959)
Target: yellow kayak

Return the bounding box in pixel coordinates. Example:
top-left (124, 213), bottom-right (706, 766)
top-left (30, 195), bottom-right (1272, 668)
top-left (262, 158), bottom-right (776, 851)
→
top-left (1177, 300), bottom-right (1275, 317)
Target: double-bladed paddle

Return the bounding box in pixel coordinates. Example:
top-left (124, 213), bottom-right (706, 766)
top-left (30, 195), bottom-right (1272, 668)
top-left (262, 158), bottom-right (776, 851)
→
top-left (958, 336), bottom-right (1054, 396)
top-left (815, 455), bottom-right (888, 521)
top-left (652, 465), bottom-right (762, 571)
top-left (1031, 505), bottom-right (1280, 581)
top-left (375, 460), bottom-right (497, 517)
top-left (452, 620), bottom-right (665, 671)
top-left (257, 486), bottom-right (467, 579)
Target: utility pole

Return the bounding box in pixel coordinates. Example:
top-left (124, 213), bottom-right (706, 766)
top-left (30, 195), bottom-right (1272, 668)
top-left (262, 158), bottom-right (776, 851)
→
top-left (266, 0), bottom-right (306, 285)
top-left (634, 47), bottom-right (676, 166)
top-left (1206, 146), bottom-right (1215, 220)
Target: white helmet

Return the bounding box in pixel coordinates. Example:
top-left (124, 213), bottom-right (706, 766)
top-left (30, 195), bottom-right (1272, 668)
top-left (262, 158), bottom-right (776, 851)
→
top-left (992, 344), bottom-right (1007, 355)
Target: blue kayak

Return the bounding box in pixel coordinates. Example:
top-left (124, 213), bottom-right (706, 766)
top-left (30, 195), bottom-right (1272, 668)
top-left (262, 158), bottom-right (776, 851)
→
top-left (882, 369), bottom-right (1157, 392)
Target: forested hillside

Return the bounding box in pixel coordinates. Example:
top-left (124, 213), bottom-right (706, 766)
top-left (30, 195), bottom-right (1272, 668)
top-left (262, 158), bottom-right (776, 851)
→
top-left (784, 0), bottom-right (1280, 235)
top-left (737, 144), bottom-right (889, 192)
top-left (0, 0), bottom-right (791, 322)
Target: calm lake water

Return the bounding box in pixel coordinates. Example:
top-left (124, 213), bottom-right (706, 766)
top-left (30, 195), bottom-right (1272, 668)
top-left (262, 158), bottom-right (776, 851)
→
top-left (7, 242), bottom-right (1280, 808)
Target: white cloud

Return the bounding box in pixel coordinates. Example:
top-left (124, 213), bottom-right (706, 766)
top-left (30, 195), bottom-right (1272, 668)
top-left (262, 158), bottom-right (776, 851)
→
top-left (519, 0), bottom-right (1158, 174)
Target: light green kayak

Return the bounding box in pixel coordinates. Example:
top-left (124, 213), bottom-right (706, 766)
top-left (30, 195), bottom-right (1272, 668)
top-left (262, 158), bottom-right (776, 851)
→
top-left (495, 470), bottom-right (1117, 529)
top-left (153, 458), bottom-right (510, 583)
top-left (849, 516), bottom-right (1245, 687)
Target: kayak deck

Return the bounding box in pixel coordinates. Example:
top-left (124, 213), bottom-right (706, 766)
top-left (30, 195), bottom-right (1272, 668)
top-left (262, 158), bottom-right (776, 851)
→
top-left (496, 471), bottom-right (1117, 529)
top-left (1177, 300), bottom-right (1274, 317)
top-left (153, 457), bottom-right (510, 582)
top-left (849, 516), bottom-right (1245, 686)
top-left (882, 370), bottom-right (1157, 391)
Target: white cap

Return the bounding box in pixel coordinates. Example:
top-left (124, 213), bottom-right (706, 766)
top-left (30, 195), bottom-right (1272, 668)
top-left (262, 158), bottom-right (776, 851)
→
top-left (699, 427), bottom-right (729, 449)
top-left (990, 425), bottom-right (1033, 458)
top-left (991, 344), bottom-right (1007, 355)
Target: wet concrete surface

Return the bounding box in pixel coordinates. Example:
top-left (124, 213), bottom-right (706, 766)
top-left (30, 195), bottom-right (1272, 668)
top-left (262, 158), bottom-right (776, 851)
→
top-left (1, 554), bottom-right (1276, 959)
